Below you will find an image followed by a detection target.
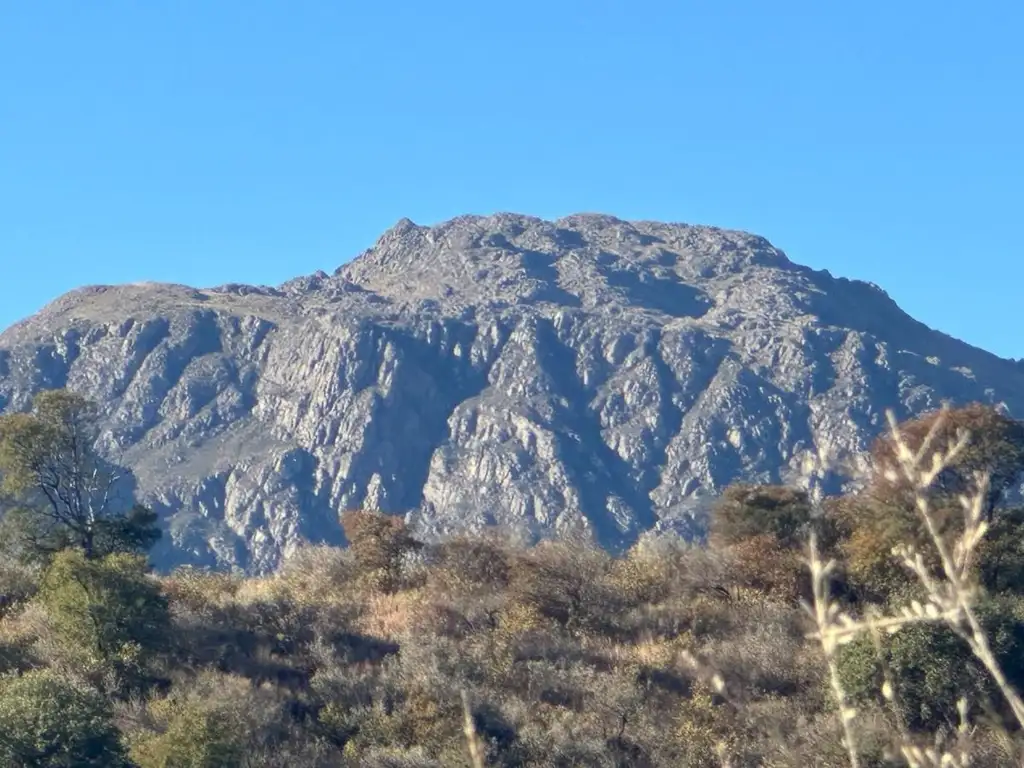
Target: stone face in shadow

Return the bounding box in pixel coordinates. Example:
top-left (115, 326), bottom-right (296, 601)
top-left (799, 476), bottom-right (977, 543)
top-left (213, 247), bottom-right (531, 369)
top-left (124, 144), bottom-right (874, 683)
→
top-left (600, 264), bottom-right (712, 318)
top-left (553, 228), bottom-right (587, 249)
top-left (518, 249), bottom-right (583, 307)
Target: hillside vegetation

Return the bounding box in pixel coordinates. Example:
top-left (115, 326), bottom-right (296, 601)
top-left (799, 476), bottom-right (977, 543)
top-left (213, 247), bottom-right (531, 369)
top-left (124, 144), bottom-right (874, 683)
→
top-left (1, 391), bottom-right (1024, 765)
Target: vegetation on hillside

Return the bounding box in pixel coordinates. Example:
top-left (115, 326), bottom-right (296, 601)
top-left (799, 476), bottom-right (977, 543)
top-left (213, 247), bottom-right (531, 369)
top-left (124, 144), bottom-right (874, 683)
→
top-left (1, 390), bottom-right (1024, 765)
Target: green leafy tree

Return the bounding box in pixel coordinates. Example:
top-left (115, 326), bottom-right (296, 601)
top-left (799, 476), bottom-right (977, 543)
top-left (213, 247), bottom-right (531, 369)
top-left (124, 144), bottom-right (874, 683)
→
top-left (0, 668), bottom-right (129, 767)
top-left (0, 389), bottom-right (160, 561)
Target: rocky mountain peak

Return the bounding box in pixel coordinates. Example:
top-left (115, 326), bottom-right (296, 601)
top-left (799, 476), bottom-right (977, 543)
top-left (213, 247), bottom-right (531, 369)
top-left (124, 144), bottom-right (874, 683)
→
top-left (1, 213), bottom-right (1021, 572)
top-left (335, 214), bottom-right (797, 315)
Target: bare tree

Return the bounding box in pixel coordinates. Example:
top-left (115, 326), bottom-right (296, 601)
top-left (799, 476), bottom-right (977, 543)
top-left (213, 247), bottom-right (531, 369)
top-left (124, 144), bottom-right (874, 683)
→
top-left (0, 389), bottom-right (157, 560)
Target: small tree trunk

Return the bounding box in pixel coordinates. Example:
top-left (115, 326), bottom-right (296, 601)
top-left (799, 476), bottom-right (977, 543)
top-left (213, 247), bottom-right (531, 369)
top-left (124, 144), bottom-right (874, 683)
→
top-left (82, 528), bottom-right (95, 559)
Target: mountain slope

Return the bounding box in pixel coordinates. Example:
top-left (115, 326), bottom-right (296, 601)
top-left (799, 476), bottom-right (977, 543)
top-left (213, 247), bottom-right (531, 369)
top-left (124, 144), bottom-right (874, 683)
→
top-left (1, 214), bottom-right (1020, 571)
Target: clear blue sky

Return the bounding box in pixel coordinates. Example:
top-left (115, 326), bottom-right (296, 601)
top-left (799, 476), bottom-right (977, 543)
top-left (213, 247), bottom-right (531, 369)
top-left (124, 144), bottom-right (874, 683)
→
top-left (1, 2), bottom-right (1020, 358)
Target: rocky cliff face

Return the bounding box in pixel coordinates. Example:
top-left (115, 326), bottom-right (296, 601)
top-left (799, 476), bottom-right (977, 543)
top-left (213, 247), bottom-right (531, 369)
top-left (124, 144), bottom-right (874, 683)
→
top-left (2, 214), bottom-right (1021, 572)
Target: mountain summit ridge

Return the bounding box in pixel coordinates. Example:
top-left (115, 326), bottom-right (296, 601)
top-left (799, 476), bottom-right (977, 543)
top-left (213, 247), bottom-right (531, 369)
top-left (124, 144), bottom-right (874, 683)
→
top-left (1, 213), bottom-right (1020, 572)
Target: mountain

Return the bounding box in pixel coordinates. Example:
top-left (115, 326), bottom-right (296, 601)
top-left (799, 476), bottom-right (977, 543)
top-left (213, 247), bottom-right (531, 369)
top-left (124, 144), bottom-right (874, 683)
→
top-left (1, 213), bottom-right (1021, 572)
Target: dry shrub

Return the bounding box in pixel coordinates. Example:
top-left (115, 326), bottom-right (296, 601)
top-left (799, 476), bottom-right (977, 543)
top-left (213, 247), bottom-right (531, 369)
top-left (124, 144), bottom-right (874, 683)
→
top-left (0, 559), bottom-right (40, 617)
top-left (431, 535), bottom-right (512, 596)
top-left (351, 746), bottom-right (441, 767)
top-left (609, 545), bottom-right (676, 606)
top-left (356, 588), bottom-right (437, 639)
top-left (609, 633), bottom-right (696, 669)
top-left (762, 705), bottom-right (896, 767)
top-left (726, 533), bottom-right (809, 601)
top-left (701, 612), bottom-right (815, 699)
top-left (0, 600), bottom-right (46, 674)
top-left (277, 544), bottom-right (357, 605)
top-left (162, 567), bottom-right (242, 613)
top-left (506, 541), bottom-right (620, 636)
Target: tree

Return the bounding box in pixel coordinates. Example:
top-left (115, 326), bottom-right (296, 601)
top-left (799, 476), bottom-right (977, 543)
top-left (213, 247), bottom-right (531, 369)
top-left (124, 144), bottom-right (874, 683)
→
top-left (977, 505), bottom-right (1024, 594)
top-left (868, 403), bottom-right (1024, 522)
top-left (836, 595), bottom-right (1024, 731)
top-left (340, 509), bottom-right (421, 592)
top-left (833, 404), bottom-right (1024, 600)
top-left (709, 484), bottom-right (819, 550)
top-left (0, 389), bottom-right (160, 561)
top-left (0, 668), bottom-right (129, 767)
top-left (709, 484), bottom-right (835, 600)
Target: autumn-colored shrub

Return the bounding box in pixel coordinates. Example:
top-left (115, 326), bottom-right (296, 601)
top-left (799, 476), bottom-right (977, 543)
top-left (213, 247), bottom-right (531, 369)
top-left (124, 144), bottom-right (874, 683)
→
top-left (833, 404), bottom-right (1024, 603)
top-left (432, 534), bottom-right (512, 595)
top-left (341, 509), bottom-right (422, 592)
top-left (708, 485), bottom-right (829, 601)
top-left (869, 403), bottom-right (1024, 520)
top-left (725, 533), bottom-right (808, 601)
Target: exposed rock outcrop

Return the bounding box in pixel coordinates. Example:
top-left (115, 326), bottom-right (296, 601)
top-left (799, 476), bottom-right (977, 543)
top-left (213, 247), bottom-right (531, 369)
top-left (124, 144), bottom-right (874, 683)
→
top-left (2, 214), bottom-right (1019, 571)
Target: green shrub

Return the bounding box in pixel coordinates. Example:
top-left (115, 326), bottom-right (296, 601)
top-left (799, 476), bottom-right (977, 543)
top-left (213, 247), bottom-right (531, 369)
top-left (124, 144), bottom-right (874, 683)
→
top-left (130, 697), bottom-right (244, 768)
top-left (978, 505), bottom-right (1024, 594)
top-left (128, 671), bottom-right (312, 768)
top-left (0, 668), bottom-right (128, 766)
top-left (37, 549), bottom-right (170, 687)
top-left (837, 596), bottom-right (1024, 731)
